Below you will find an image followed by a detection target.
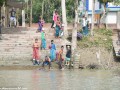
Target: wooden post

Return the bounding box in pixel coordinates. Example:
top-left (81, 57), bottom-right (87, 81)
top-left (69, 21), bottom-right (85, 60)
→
top-left (3, 3), bottom-right (5, 27)
top-left (29, 0), bottom-right (32, 27)
top-left (22, 10), bottom-right (25, 27)
top-left (6, 6), bottom-right (9, 27)
top-left (27, 0), bottom-right (29, 19)
top-left (16, 8), bottom-right (19, 27)
top-left (1, 2), bottom-right (5, 27)
top-left (91, 0), bottom-right (95, 36)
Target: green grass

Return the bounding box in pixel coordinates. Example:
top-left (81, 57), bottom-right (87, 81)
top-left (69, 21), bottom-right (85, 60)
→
top-left (77, 28), bottom-right (113, 51)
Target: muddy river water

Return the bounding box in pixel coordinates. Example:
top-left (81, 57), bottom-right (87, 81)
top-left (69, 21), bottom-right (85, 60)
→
top-left (0, 69), bottom-right (120, 90)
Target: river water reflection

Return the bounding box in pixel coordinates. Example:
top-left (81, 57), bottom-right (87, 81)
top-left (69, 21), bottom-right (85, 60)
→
top-left (0, 69), bottom-right (120, 90)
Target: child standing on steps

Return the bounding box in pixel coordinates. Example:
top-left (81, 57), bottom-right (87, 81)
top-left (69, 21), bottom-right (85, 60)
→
top-left (37, 17), bottom-right (44, 32)
top-left (41, 31), bottom-right (46, 50)
top-left (65, 46), bottom-right (71, 66)
top-left (32, 38), bottom-right (41, 65)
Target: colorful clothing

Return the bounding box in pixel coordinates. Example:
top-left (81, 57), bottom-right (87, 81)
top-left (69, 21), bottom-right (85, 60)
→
top-left (66, 50), bottom-right (71, 61)
top-left (82, 19), bottom-right (89, 36)
top-left (53, 14), bottom-right (58, 22)
top-left (66, 57), bottom-right (70, 61)
top-left (41, 32), bottom-right (45, 39)
top-left (33, 47), bottom-right (40, 60)
top-left (50, 43), bottom-right (56, 61)
top-left (58, 49), bottom-right (64, 69)
top-left (58, 50), bottom-right (63, 61)
top-left (55, 25), bottom-right (60, 37)
top-left (38, 20), bottom-right (44, 32)
top-left (41, 32), bottom-right (46, 49)
top-left (41, 39), bottom-right (46, 49)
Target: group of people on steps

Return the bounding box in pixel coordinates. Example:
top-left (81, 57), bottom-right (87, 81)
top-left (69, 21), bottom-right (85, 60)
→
top-left (32, 10), bottom-right (71, 70)
top-left (32, 38), bottom-right (71, 70)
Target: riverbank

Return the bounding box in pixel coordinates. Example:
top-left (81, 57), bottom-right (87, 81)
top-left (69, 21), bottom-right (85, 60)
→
top-left (75, 28), bottom-right (120, 69)
top-left (0, 24), bottom-right (120, 70)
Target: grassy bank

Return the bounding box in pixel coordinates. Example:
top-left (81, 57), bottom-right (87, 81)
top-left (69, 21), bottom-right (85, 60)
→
top-left (77, 28), bottom-right (113, 51)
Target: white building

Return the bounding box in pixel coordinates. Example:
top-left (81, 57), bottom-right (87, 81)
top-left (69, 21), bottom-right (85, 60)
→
top-left (80, 0), bottom-right (120, 28)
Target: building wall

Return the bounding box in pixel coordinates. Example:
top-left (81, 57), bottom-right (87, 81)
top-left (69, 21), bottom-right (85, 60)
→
top-left (106, 12), bottom-right (117, 24)
top-left (87, 11), bottom-right (117, 24)
top-left (85, 0), bottom-right (120, 24)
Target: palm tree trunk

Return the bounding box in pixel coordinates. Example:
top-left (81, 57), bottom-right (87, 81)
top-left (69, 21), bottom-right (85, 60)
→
top-left (41, 0), bottom-right (44, 19)
top-left (61, 0), bottom-right (68, 38)
top-left (72, 0), bottom-right (78, 54)
top-left (26, 0), bottom-right (29, 19)
top-left (29, 0), bottom-right (32, 27)
top-left (2, 2), bottom-right (5, 27)
top-left (0, 6), bottom-right (2, 40)
top-left (0, 6), bottom-right (1, 23)
top-left (91, 0), bottom-right (95, 36)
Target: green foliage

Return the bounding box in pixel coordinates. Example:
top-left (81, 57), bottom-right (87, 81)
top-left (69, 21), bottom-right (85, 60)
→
top-left (26, 0), bottom-right (75, 23)
top-left (77, 28), bottom-right (113, 51)
top-left (0, 0), bottom-right (5, 6)
top-left (114, 0), bottom-right (120, 5)
top-left (98, 0), bottom-right (113, 3)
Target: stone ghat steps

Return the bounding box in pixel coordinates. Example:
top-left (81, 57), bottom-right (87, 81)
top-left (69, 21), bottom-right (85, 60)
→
top-left (2, 34), bottom-right (55, 39)
top-left (0, 60), bottom-right (33, 65)
top-left (0, 43), bottom-right (63, 49)
top-left (0, 38), bottom-right (64, 47)
top-left (0, 27), bottom-right (68, 65)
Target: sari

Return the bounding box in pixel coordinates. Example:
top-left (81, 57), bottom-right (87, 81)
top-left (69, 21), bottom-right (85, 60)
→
top-left (50, 43), bottom-right (56, 61)
top-left (55, 25), bottom-right (60, 37)
top-left (41, 32), bottom-right (46, 49)
top-left (33, 42), bottom-right (40, 60)
top-left (38, 21), bottom-right (42, 32)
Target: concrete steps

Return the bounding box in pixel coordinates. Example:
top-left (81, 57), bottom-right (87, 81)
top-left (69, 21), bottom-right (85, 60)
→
top-left (0, 27), bottom-right (71, 66)
top-left (112, 33), bottom-right (120, 57)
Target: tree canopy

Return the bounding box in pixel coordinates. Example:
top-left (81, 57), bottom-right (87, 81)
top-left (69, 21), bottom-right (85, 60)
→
top-left (30, 0), bottom-right (75, 23)
top-left (98, 0), bottom-right (113, 3)
top-left (114, 0), bottom-right (120, 5)
top-left (0, 0), bottom-right (6, 7)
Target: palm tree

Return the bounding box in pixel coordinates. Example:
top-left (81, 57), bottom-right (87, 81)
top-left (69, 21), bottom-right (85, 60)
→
top-left (71, 0), bottom-right (78, 53)
top-left (0, 0), bottom-right (6, 21)
top-left (29, 0), bottom-right (32, 27)
top-left (91, 0), bottom-right (95, 36)
top-left (61, 0), bottom-right (68, 38)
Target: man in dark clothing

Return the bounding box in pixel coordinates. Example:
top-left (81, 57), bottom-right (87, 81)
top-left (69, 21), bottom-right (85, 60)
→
top-left (10, 7), bottom-right (16, 27)
top-left (65, 46), bottom-right (71, 66)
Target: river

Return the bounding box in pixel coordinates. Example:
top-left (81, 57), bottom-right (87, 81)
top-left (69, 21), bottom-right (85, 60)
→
top-left (0, 69), bottom-right (120, 90)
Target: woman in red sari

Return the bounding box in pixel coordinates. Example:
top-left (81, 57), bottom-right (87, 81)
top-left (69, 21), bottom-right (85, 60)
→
top-left (32, 38), bottom-right (40, 65)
